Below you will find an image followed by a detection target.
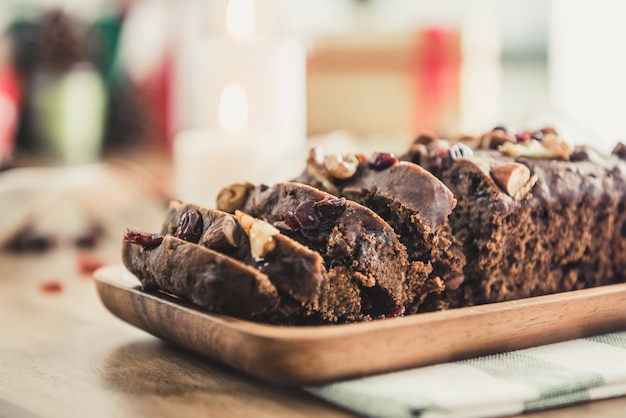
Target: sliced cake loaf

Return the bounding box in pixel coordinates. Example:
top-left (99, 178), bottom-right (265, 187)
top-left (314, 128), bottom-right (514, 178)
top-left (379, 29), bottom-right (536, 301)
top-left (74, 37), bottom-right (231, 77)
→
top-left (217, 181), bottom-right (423, 318)
top-left (293, 148), bottom-right (465, 311)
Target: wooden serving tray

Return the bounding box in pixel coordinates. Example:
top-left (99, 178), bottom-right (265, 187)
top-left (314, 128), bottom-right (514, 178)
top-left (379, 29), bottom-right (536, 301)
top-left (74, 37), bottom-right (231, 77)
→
top-left (94, 265), bottom-right (626, 386)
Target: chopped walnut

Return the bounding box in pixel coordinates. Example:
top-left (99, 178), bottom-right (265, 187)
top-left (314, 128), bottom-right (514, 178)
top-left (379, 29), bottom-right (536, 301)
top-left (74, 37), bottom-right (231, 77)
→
top-left (216, 183), bottom-right (254, 213)
top-left (413, 131), bottom-right (438, 146)
top-left (305, 147), bottom-right (340, 196)
top-left (324, 153), bottom-right (359, 179)
top-left (234, 210), bottom-right (279, 261)
top-left (490, 162), bottom-right (538, 201)
top-left (481, 128), bottom-right (515, 150)
top-left (498, 134), bottom-right (572, 160)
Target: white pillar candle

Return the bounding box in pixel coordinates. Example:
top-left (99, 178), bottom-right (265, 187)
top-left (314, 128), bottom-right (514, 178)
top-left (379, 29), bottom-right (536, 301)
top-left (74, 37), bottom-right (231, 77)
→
top-left (176, 36), bottom-right (306, 149)
top-left (171, 0), bottom-right (307, 205)
top-left (173, 129), bottom-right (263, 208)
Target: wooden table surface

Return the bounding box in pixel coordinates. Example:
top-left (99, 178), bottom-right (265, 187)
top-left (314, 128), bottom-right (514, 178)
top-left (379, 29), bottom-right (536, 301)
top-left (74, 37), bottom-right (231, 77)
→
top-left (2, 156), bottom-right (626, 417)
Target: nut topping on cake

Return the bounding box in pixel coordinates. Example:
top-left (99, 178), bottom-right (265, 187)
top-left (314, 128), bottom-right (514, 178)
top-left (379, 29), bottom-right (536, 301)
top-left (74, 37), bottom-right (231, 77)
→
top-left (450, 143), bottom-right (474, 160)
top-left (235, 211), bottom-right (279, 261)
top-left (481, 127), bottom-right (515, 149)
top-left (612, 142), bottom-right (626, 160)
top-left (217, 183), bottom-right (254, 213)
top-left (498, 133), bottom-right (572, 160)
top-left (324, 153), bottom-right (360, 179)
top-left (490, 162), bottom-right (537, 201)
top-left (413, 130), bottom-right (438, 146)
top-left (305, 147), bottom-right (340, 195)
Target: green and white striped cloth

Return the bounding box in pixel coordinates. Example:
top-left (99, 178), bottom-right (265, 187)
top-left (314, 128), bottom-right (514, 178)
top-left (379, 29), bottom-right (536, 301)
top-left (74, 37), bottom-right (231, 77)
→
top-left (306, 331), bottom-right (626, 418)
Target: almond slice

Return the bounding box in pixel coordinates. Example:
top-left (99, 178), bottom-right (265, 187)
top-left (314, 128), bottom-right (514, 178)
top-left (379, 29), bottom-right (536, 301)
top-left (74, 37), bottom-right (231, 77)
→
top-left (490, 162), bottom-right (536, 201)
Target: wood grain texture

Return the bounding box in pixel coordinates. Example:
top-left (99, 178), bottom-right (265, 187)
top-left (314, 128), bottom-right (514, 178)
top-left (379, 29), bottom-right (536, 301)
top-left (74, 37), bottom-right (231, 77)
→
top-left (95, 264), bottom-right (626, 386)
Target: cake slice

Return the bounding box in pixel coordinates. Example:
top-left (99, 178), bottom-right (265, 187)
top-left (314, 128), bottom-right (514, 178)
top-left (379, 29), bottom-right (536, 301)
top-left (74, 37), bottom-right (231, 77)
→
top-left (160, 201), bottom-right (326, 310)
top-left (403, 128), bottom-right (626, 306)
top-left (217, 181), bottom-right (417, 318)
top-left (122, 228), bottom-right (279, 319)
top-left (293, 148), bottom-right (465, 311)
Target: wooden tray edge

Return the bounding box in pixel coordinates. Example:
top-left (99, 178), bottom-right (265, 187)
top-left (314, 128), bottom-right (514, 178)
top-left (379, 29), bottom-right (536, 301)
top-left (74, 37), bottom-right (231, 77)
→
top-left (94, 265), bottom-right (626, 385)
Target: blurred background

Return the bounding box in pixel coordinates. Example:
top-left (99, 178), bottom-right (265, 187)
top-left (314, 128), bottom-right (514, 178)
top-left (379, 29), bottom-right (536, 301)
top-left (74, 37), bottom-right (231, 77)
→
top-left (0, 0), bottom-right (624, 206)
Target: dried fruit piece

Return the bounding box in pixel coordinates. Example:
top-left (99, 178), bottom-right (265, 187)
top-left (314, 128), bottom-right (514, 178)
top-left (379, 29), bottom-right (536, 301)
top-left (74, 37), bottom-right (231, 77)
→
top-left (369, 152), bottom-right (398, 170)
top-left (202, 216), bottom-right (239, 250)
top-left (77, 253), bottom-right (105, 275)
top-left (390, 306), bottom-right (406, 317)
top-left (324, 153), bottom-right (359, 179)
top-left (124, 228), bottom-right (164, 250)
top-left (216, 183), bottom-right (254, 213)
top-left (490, 162), bottom-right (537, 201)
top-left (174, 209), bottom-right (203, 243)
top-left (282, 197), bottom-right (347, 233)
top-left (377, 305), bottom-right (406, 320)
top-left (234, 211), bottom-right (279, 261)
top-left (40, 280), bottom-right (63, 293)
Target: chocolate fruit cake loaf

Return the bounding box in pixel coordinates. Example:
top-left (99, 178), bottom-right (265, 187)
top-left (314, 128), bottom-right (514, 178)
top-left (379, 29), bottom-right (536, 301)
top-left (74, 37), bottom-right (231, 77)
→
top-left (217, 182), bottom-right (429, 318)
top-left (403, 128), bottom-right (626, 307)
top-left (293, 147), bottom-right (466, 310)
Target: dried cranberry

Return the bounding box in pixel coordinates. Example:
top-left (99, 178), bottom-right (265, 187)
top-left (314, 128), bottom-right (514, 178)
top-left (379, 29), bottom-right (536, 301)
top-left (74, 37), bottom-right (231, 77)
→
top-left (376, 306), bottom-right (406, 320)
top-left (124, 228), bottom-right (164, 250)
top-left (293, 200), bottom-right (319, 231)
top-left (282, 198), bottom-right (347, 233)
top-left (40, 280), bottom-right (63, 293)
top-left (174, 209), bottom-right (203, 242)
top-left (515, 131), bottom-right (532, 143)
top-left (313, 198), bottom-right (347, 230)
top-left (390, 306), bottom-right (406, 317)
top-left (77, 253), bottom-right (105, 275)
top-left (369, 152), bottom-right (398, 170)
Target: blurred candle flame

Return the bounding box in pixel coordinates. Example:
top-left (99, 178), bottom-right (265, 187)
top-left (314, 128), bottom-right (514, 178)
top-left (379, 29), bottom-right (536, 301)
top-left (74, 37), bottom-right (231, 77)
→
top-left (225, 0), bottom-right (255, 40)
top-left (218, 83), bottom-right (248, 135)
